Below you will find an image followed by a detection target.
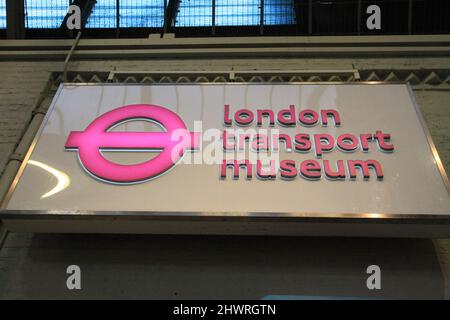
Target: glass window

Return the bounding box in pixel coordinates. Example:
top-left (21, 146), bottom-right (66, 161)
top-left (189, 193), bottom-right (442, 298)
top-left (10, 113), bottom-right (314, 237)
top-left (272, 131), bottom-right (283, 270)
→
top-left (20, 0), bottom-right (297, 31)
top-left (86, 0), bottom-right (117, 28)
top-left (86, 0), bottom-right (165, 29)
top-left (0, 0), bottom-right (6, 29)
top-left (176, 0), bottom-right (212, 27)
top-left (216, 0), bottom-right (260, 26)
top-left (264, 0), bottom-right (295, 25)
top-left (120, 0), bottom-right (164, 28)
top-left (176, 0), bottom-right (295, 27)
top-left (25, 0), bottom-right (70, 29)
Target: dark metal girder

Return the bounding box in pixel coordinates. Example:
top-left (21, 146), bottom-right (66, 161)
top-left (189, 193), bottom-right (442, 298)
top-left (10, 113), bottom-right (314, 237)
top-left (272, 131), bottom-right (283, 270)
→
top-left (166, 0), bottom-right (181, 31)
top-left (6, 0), bottom-right (25, 39)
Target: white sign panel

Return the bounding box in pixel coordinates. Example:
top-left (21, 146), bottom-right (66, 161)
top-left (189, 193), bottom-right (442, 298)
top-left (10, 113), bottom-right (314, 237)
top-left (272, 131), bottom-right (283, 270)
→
top-left (1, 83), bottom-right (449, 236)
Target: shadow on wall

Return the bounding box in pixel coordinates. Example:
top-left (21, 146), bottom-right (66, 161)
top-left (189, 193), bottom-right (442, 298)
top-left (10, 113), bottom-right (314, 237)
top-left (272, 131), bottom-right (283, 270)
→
top-left (0, 233), bottom-right (444, 299)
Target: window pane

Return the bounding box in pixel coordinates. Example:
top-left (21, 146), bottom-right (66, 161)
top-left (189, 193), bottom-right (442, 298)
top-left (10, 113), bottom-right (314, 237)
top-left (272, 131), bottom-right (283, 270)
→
top-left (264, 0), bottom-right (295, 25)
top-left (177, 0), bottom-right (295, 27)
top-left (176, 0), bottom-right (212, 27)
top-left (87, 0), bottom-right (165, 29)
top-left (0, 0), bottom-right (6, 29)
top-left (120, 0), bottom-right (165, 28)
top-left (86, 0), bottom-right (117, 28)
top-left (216, 0), bottom-right (260, 26)
top-left (25, 0), bottom-right (70, 29)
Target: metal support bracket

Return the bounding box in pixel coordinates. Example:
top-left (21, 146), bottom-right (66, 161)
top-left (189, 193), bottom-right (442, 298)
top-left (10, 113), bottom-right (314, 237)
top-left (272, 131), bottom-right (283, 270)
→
top-left (63, 31), bottom-right (82, 82)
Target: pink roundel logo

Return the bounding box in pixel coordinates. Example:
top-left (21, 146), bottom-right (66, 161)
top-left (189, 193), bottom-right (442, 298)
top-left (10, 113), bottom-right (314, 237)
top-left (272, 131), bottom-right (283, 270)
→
top-left (65, 104), bottom-right (200, 184)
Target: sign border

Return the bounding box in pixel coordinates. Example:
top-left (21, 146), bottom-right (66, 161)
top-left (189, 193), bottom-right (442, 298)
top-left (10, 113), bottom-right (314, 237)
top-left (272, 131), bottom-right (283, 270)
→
top-left (1, 82), bottom-right (449, 226)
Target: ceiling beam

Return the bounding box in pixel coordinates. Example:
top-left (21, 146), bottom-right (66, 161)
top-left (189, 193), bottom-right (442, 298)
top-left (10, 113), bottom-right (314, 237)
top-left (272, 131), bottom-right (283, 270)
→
top-left (6, 0), bottom-right (25, 39)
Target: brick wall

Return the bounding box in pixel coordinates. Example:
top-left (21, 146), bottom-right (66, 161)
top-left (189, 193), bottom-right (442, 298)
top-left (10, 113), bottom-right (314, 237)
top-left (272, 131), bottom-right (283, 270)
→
top-left (0, 56), bottom-right (449, 298)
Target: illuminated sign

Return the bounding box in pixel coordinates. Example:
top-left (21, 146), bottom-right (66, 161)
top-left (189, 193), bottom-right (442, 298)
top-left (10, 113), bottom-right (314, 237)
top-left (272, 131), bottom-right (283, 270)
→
top-left (65, 104), bottom-right (200, 184)
top-left (220, 105), bottom-right (392, 181)
top-left (1, 83), bottom-right (449, 236)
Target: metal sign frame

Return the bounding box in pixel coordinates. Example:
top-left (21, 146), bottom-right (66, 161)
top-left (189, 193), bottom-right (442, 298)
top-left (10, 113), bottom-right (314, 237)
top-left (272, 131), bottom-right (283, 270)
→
top-left (1, 82), bottom-right (449, 237)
